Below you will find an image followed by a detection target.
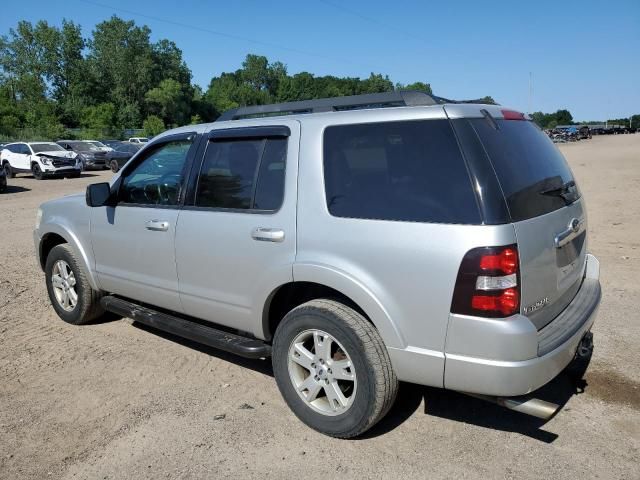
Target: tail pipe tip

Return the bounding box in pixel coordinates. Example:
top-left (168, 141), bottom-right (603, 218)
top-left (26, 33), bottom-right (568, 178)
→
top-left (464, 393), bottom-right (560, 420)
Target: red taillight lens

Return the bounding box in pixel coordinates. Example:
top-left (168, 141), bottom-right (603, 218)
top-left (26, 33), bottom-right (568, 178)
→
top-left (501, 109), bottom-right (526, 120)
top-left (450, 245), bottom-right (520, 318)
top-left (479, 248), bottom-right (518, 275)
top-left (471, 288), bottom-right (520, 316)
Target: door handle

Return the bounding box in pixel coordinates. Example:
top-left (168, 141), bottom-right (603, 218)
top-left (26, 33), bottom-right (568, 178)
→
top-left (554, 218), bottom-right (584, 248)
top-left (251, 227), bottom-right (285, 243)
top-left (145, 220), bottom-right (169, 232)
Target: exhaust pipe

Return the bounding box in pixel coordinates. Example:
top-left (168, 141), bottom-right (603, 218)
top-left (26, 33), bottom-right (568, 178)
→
top-left (463, 393), bottom-right (559, 420)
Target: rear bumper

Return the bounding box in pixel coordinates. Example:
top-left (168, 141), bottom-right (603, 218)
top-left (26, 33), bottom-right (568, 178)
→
top-left (442, 254), bottom-right (601, 396)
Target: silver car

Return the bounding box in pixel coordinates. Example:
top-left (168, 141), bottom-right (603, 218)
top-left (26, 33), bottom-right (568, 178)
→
top-left (34, 92), bottom-right (601, 438)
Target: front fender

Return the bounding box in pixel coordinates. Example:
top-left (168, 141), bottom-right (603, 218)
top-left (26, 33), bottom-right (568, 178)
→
top-left (36, 221), bottom-right (99, 291)
top-left (293, 263), bottom-right (405, 349)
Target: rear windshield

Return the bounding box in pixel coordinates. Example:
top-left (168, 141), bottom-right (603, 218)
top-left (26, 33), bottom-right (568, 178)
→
top-left (470, 119), bottom-right (579, 222)
top-left (323, 119), bottom-right (480, 224)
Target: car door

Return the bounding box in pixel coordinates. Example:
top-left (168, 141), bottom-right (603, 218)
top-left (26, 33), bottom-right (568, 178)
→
top-left (91, 133), bottom-right (199, 311)
top-left (175, 122), bottom-right (299, 335)
top-left (15, 144), bottom-right (31, 170)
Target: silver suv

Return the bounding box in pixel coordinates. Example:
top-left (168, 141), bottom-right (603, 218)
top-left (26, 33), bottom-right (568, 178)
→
top-left (34, 92), bottom-right (601, 438)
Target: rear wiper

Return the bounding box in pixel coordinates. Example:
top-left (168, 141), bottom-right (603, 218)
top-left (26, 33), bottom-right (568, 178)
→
top-left (539, 180), bottom-right (577, 204)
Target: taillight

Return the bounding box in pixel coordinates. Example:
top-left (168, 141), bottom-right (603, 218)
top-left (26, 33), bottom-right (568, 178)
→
top-left (451, 245), bottom-right (520, 318)
top-left (501, 109), bottom-right (526, 121)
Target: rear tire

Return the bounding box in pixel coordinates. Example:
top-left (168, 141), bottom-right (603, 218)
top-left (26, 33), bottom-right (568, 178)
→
top-left (32, 163), bottom-right (43, 180)
top-left (272, 299), bottom-right (398, 438)
top-left (3, 162), bottom-right (14, 178)
top-left (45, 244), bottom-right (107, 325)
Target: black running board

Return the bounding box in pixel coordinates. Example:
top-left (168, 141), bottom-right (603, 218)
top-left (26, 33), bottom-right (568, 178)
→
top-left (100, 296), bottom-right (271, 359)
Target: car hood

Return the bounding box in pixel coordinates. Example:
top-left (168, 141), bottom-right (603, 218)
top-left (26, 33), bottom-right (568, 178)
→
top-left (36, 151), bottom-right (77, 159)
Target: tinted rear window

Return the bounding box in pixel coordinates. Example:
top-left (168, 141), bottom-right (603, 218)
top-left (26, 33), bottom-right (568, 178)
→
top-left (470, 119), bottom-right (579, 222)
top-left (323, 119), bottom-right (480, 224)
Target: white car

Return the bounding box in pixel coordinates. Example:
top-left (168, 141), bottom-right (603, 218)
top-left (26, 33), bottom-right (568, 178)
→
top-left (128, 137), bottom-right (149, 144)
top-left (1, 142), bottom-right (82, 180)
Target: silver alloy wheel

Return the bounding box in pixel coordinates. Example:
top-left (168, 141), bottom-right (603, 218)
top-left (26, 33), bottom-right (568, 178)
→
top-left (287, 329), bottom-right (357, 416)
top-left (51, 260), bottom-right (78, 312)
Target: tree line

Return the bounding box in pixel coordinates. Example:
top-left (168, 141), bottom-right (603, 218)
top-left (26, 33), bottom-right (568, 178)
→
top-left (1, 16), bottom-right (634, 141)
top-left (531, 110), bottom-right (640, 130)
top-left (0, 16), bottom-right (445, 140)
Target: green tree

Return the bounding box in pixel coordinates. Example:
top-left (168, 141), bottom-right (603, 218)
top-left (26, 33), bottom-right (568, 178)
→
top-left (143, 115), bottom-right (165, 137)
top-left (397, 81), bottom-right (433, 94)
top-left (145, 78), bottom-right (190, 126)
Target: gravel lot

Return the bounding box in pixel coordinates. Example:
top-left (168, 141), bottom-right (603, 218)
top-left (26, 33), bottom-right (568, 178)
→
top-left (1, 134), bottom-right (639, 479)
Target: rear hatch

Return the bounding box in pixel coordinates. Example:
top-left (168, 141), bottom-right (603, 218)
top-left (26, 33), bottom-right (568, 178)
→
top-left (465, 113), bottom-right (586, 330)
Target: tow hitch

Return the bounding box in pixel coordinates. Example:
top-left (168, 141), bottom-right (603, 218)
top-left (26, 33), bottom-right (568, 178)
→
top-left (576, 331), bottom-right (594, 360)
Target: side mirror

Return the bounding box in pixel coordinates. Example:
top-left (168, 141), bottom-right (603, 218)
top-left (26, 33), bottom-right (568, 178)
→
top-left (86, 182), bottom-right (113, 207)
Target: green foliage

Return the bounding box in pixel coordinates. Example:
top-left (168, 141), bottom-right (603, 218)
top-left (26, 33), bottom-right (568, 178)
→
top-left (532, 109), bottom-right (574, 129)
top-left (143, 115), bottom-right (165, 137)
top-left (0, 16), bottom-right (498, 139)
top-left (397, 81), bottom-right (433, 94)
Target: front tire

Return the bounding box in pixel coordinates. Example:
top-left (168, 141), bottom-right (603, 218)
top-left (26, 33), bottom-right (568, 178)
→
top-left (110, 160), bottom-right (119, 173)
top-left (3, 162), bottom-right (14, 178)
top-left (32, 163), bottom-right (43, 180)
top-left (272, 299), bottom-right (398, 438)
top-left (45, 244), bottom-right (106, 325)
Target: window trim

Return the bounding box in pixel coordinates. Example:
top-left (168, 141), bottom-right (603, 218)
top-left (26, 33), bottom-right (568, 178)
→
top-left (184, 129), bottom-right (289, 214)
top-left (115, 132), bottom-right (199, 209)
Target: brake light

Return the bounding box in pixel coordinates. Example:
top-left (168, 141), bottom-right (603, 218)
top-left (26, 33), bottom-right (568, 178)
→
top-left (501, 109), bottom-right (526, 121)
top-left (479, 247), bottom-right (518, 275)
top-left (471, 288), bottom-right (520, 316)
top-left (451, 245), bottom-right (520, 318)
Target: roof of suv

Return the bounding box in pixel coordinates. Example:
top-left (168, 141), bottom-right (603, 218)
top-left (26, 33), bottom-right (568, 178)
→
top-left (155, 91), bottom-right (524, 141)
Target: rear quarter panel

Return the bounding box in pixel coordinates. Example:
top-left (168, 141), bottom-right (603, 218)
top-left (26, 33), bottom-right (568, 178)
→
top-left (294, 110), bottom-right (517, 381)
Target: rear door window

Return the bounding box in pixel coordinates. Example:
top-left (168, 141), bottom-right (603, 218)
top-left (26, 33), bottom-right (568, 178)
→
top-left (195, 137), bottom-right (287, 211)
top-left (469, 119), bottom-right (579, 222)
top-left (323, 119), bottom-right (480, 224)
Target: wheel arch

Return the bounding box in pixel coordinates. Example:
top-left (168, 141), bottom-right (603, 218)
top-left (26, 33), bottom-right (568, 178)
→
top-left (263, 266), bottom-right (405, 349)
top-left (38, 225), bottom-right (100, 290)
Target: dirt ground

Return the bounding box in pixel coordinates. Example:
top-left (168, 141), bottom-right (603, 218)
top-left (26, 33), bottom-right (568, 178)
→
top-left (1, 134), bottom-right (639, 479)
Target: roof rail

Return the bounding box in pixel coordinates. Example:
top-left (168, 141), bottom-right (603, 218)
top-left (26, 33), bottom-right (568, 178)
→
top-left (216, 90), bottom-right (440, 121)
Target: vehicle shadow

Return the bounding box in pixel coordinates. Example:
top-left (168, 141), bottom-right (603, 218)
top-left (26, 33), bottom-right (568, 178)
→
top-left (124, 320), bottom-right (592, 442)
top-left (362, 356), bottom-right (592, 442)
top-left (3, 185), bottom-right (31, 193)
top-left (132, 321), bottom-right (274, 377)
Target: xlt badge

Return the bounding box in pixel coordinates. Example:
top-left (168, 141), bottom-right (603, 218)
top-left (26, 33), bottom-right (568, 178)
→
top-left (524, 297), bottom-right (549, 314)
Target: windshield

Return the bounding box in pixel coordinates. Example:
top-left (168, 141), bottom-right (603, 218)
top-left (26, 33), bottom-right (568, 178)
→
top-left (31, 143), bottom-right (65, 153)
top-left (469, 118), bottom-right (579, 222)
top-left (69, 142), bottom-right (102, 152)
top-left (89, 141), bottom-right (107, 148)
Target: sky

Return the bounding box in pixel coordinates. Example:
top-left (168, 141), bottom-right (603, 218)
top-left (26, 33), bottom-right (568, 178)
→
top-left (2, 0), bottom-right (639, 121)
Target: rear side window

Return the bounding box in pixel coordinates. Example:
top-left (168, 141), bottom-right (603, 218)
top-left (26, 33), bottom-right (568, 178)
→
top-left (323, 119), bottom-right (480, 224)
top-left (469, 119), bottom-right (579, 222)
top-left (195, 138), bottom-right (287, 211)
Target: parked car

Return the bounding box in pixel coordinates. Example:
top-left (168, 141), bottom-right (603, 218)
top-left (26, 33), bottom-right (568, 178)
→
top-left (128, 137), bottom-right (149, 144)
top-left (34, 92), bottom-right (600, 438)
top-left (106, 142), bottom-right (142, 172)
top-left (1, 142), bottom-right (81, 180)
top-left (56, 140), bottom-right (109, 170)
top-left (0, 164), bottom-right (6, 192)
top-left (86, 140), bottom-right (113, 152)
top-left (100, 140), bottom-right (122, 149)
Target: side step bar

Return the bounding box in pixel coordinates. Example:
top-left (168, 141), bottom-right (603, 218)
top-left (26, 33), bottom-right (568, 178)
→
top-left (100, 296), bottom-right (272, 359)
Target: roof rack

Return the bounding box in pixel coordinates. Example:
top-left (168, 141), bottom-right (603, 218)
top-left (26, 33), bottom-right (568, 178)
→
top-left (216, 90), bottom-right (442, 121)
